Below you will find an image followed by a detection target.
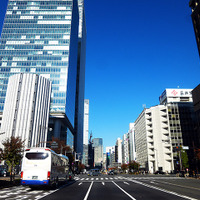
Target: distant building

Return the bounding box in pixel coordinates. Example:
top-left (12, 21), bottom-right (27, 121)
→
top-left (82, 99), bottom-right (89, 166)
top-left (115, 138), bottom-right (122, 165)
top-left (122, 133), bottom-right (129, 164)
top-left (129, 123), bottom-right (136, 161)
top-left (0, 73), bottom-right (51, 149)
top-left (189, 0), bottom-right (200, 56)
top-left (106, 146), bottom-right (115, 169)
top-left (92, 138), bottom-right (103, 168)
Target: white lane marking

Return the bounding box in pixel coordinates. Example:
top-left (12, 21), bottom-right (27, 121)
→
top-left (91, 178), bottom-right (94, 180)
top-left (79, 182), bottom-right (83, 186)
top-left (86, 178), bottom-right (89, 180)
top-left (102, 182), bottom-right (105, 185)
top-left (81, 178), bottom-right (84, 180)
top-left (112, 181), bottom-right (136, 200)
top-left (150, 181), bottom-right (157, 184)
top-left (101, 178), bottom-right (103, 180)
top-left (96, 178), bottom-right (99, 180)
top-left (84, 181), bottom-right (94, 200)
top-left (35, 188), bottom-right (59, 200)
top-left (129, 179), bottom-right (198, 200)
top-left (157, 180), bottom-right (200, 191)
top-left (124, 182), bottom-right (130, 185)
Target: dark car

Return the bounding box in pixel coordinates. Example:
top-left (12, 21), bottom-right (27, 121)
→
top-left (154, 170), bottom-right (165, 175)
top-left (178, 170), bottom-right (185, 177)
top-left (0, 168), bottom-right (8, 177)
top-left (108, 170), bottom-right (114, 175)
top-left (108, 170), bottom-right (117, 175)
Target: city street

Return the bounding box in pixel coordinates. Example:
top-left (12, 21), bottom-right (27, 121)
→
top-left (0, 174), bottom-right (200, 200)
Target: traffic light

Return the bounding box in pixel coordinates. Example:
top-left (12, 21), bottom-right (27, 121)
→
top-left (173, 146), bottom-right (181, 152)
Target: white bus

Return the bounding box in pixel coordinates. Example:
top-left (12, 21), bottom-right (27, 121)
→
top-left (21, 148), bottom-right (69, 188)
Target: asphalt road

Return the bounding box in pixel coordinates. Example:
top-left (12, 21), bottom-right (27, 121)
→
top-left (0, 174), bottom-right (200, 200)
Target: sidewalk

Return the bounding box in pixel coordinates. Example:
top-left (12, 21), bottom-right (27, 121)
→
top-left (0, 175), bottom-right (20, 189)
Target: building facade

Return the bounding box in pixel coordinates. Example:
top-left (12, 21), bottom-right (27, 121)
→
top-left (92, 138), bottom-right (103, 168)
top-left (134, 105), bottom-right (174, 173)
top-left (82, 99), bottom-right (89, 166)
top-left (106, 146), bottom-right (115, 169)
top-left (0, 73), bottom-right (51, 149)
top-left (189, 0), bottom-right (200, 56)
top-left (115, 138), bottom-right (122, 165)
top-left (160, 88), bottom-right (197, 171)
top-left (122, 133), bottom-right (129, 165)
top-left (129, 123), bottom-right (136, 161)
top-left (0, 0), bottom-right (86, 152)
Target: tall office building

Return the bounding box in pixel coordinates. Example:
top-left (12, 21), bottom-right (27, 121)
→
top-left (82, 99), bottom-right (89, 165)
top-left (74, 0), bottom-right (86, 154)
top-left (92, 138), bottom-right (103, 168)
top-left (83, 99), bottom-right (89, 145)
top-left (122, 133), bottom-right (129, 164)
top-left (129, 123), bottom-right (136, 161)
top-left (189, 0), bottom-right (200, 56)
top-left (0, 0), bottom-right (86, 151)
top-left (0, 73), bottom-right (51, 149)
top-left (115, 138), bottom-right (122, 165)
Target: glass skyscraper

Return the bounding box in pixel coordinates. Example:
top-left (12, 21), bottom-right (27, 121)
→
top-left (0, 0), bottom-right (86, 152)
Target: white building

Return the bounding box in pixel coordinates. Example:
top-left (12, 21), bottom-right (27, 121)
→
top-left (122, 133), bottom-right (129, 164)
top-left (116, 138), bottom-right (122, 165)
top-left (82, 99), bottom-right (89, 166)
top-left (83, 99), bottom-right (89, 145)
top-left (0, 73), bottom-right (51, 149)
top-left (134, 105), bottom-right (174, 173)
top-left (129, 123), bottom-right (136, 161)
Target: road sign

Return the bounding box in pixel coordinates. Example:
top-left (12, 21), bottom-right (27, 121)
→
top-left (51, 141), bottom-right (58, 149)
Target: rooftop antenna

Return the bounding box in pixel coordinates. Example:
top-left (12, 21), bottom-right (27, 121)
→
top-left (142, 104), bottom-right (146, 109)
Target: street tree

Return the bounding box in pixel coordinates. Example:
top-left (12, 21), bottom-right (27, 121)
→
top-left (0, 136), bottom-right (25, 182)
top-left (181, 149), bottom-right (189, 170)
top-left (121, 164), bottom-right (128, 173)
top-left (128, 160), bottom-right (140, 172)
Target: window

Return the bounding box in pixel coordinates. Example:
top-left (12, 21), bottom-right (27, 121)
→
top-left (25, 152), bottom-right (49, 160)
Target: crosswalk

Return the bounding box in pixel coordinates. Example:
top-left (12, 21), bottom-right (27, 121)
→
top-left (74, 176), bottom-right (125, 181)
top-left (74, 176), bottom-right (182, 182)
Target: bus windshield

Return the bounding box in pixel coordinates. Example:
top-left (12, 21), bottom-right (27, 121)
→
top-left (25, 153), bottom-right (49, 160)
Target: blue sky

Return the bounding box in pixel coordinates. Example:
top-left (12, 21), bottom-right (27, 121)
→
top-left (0, 0), bottom-right (200, 151)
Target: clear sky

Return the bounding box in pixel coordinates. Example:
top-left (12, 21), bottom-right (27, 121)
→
top-left (0, 0), bottom-right (200, 151)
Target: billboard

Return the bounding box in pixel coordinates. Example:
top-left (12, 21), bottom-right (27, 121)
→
top-left (159, 89), bottom-right (192, 104)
